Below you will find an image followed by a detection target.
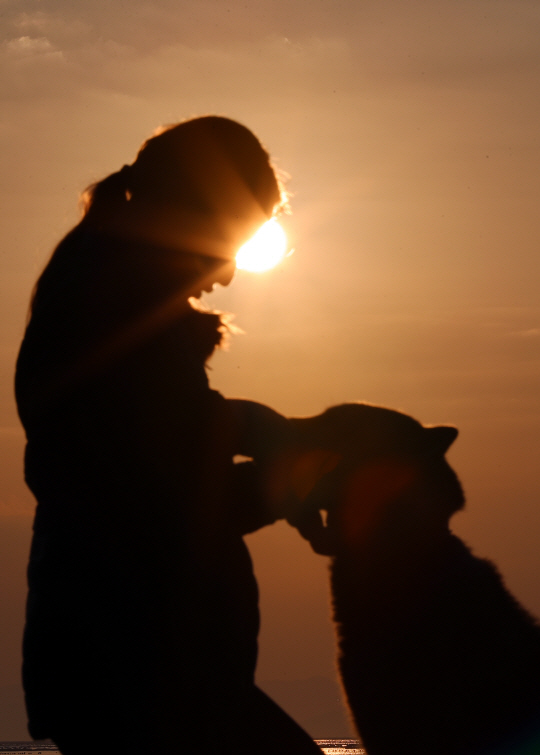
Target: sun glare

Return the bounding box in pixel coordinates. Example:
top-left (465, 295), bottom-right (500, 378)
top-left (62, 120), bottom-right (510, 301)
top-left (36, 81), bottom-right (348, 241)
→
top-left (236, 219), bottom-right (288, 272)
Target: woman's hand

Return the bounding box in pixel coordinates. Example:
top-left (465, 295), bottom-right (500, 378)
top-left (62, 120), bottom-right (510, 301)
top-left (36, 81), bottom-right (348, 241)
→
top-left (226, 398), bottom-right (293, 462)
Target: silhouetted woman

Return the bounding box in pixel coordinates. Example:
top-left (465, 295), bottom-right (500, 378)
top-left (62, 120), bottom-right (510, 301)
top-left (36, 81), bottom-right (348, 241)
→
top-left (16, 117), bottom-right (322, 754)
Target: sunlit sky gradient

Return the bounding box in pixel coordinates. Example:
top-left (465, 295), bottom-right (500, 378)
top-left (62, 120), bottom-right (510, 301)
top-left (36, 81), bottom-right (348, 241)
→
top-left (1, 0), bottom-right (540, 739)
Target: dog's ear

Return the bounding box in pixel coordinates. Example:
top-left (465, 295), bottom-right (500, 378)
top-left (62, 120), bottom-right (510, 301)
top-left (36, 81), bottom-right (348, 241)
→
top-left (424, 426), bottom-right (458, 456)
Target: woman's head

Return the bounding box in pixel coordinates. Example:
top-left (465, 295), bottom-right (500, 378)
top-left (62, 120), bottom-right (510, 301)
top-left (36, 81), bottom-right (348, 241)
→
top-left (133, 117), bottom-right (283, 218)
top-left (82, 116), bottom-right (285, 272)
top-left (24, 118), bottom-right (284, 404)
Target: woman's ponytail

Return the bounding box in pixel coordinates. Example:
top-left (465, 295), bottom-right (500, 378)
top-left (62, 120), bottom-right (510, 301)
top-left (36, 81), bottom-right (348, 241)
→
top-left (80, 165), bottom-right (132, 231)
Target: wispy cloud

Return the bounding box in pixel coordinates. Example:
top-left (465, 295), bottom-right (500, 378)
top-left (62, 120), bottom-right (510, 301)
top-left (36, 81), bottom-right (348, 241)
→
top-left (6, 35), bottom-right (54, 55)
top-left (2, 0), bottom-right (540, 102)
top-left (13, 10), bottom-right (90, 40)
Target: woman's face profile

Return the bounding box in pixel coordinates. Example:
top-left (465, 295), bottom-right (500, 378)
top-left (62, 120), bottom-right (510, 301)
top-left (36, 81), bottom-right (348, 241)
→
top-left (203, 258), bottom-right (237, 295)
top-left (213, 258), bottom-right (237, 288)
top-left (186, 254), bottom-right (237, 300)
top-left (186, 199), bottom-right (273, 297)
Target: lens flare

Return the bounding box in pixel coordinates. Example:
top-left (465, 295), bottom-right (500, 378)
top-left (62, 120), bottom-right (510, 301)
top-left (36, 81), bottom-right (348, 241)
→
top-left (236, 219), bottom-right (287, 272)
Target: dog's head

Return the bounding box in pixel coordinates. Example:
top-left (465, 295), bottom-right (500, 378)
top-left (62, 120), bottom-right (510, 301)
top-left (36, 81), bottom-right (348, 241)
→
top-left (291, 402), bottom-right (457, 459)
top-left (287, 403), bottom-right (463, 554)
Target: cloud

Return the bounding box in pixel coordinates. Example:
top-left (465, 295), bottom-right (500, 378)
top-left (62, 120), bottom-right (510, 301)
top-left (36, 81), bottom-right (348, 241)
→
top-left (2, 0), bottom-right (540, 105)
top-left (0, 25), bottom-right (353, 106)
top-left (0, 34), bottom-right (66, 99)
top-left (12, 10), bottom-right (90, 40)
top-left (6, 35), bottom-right (57, 56)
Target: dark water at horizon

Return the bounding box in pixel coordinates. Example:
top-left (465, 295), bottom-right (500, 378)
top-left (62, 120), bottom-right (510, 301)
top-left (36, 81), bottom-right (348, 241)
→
top-left (0, 740), bottom-right (366, 754)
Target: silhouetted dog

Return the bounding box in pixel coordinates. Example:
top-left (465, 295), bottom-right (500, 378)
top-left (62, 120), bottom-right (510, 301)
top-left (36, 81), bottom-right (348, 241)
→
top-left (290, 403), bottom-right (540, 755)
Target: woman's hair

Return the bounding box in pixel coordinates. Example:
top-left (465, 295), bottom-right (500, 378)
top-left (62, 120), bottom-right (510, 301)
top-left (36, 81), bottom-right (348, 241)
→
top-left (81, 116), bottom-right (286, 241)
top-left (29, 117), bottom-right (286, 321)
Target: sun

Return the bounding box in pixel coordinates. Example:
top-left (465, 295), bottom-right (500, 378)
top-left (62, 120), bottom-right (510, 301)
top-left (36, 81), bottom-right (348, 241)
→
top-left (236, 219), bottom-right (288, 272)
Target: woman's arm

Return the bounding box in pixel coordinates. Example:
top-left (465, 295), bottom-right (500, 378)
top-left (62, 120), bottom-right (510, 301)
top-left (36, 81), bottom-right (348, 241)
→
top-left (226, 399), bottom-right (345, 544)
top-left (224, 399), bottom-right (303, 532)
top-left (226, 398), bottom-right (293, 461)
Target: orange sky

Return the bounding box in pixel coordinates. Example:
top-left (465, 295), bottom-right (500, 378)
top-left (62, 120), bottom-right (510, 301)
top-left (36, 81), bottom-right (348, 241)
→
top-left (1, 0), bottom-right (540, 740)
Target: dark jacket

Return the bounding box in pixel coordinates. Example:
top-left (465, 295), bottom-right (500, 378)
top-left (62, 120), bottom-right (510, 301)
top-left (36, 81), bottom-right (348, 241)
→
top-left (16, 229), bottom-right (272, 744)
